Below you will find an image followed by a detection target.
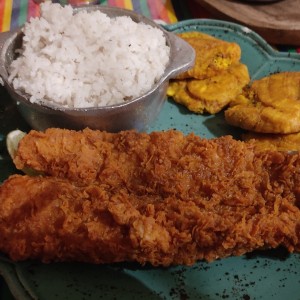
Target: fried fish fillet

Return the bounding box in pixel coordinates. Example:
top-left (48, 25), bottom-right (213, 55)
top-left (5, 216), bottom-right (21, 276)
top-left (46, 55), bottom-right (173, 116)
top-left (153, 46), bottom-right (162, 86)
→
top-left (176, 32), bottom-right (242, 80)
top-left (167, 62), bottom-right (250, 114)
top-left (1, 128), bottom-right (299, 266)
top-left (225, 72), bottom-right (300, 134)
top-left (243, 131), bottom-right (300, 152)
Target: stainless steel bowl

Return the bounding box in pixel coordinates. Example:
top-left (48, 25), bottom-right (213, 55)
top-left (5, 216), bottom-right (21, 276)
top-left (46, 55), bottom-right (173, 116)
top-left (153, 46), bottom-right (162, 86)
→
top-left (0, 6), bottom-right (195, 132)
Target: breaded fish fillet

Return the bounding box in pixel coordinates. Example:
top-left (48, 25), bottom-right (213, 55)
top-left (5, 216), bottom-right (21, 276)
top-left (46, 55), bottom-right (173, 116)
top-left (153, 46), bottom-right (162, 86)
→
top-left (0, 129), bottom-right (299, 266)
top-left (14, 128), bottom-right (257, 187)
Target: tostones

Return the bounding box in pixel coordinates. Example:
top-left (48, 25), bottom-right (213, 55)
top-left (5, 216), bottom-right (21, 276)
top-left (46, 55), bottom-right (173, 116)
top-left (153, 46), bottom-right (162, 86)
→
top-left (167, 62), bottom-right (250, 114)
top-left (225, 72), bottom-right (300, 134)
top-left (242, 131), bottom-right (300, 152)
top-left (178, 31), bottom-right (217, 40)
top-left (176, 31), bottom-right (242, 80)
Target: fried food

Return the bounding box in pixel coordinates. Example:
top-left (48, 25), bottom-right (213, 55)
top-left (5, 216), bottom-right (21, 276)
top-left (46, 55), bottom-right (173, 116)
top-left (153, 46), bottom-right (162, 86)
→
top-left (176, 32), bottom-right (242, 80)
top-left (167, 63), bottom-right (250, 114)
top-left (167, 31), bottom-right (250, 114)
top-left (1, 128), bottom-right (300, 266)
top-left (225, 72), bottom-right (300, 134)
top-left (178, 31), bottom-right (216, 40)
top-left (243, 131), bottom-right (300, 152)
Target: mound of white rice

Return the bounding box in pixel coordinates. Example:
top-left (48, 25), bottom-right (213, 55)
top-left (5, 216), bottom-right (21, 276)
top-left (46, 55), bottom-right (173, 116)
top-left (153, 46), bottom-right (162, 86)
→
top-left (8, 3), bottom-right (170, 108)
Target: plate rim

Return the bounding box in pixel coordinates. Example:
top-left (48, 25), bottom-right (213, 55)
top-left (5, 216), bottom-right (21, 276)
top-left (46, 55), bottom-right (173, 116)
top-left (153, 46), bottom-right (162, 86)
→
top-left (164, 18), bottom-right (300, 60)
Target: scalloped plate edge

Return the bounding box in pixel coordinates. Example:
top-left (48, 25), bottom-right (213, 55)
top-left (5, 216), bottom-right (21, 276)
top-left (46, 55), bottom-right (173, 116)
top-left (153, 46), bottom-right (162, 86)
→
top-left (164, 18), bottom-right (300, 60)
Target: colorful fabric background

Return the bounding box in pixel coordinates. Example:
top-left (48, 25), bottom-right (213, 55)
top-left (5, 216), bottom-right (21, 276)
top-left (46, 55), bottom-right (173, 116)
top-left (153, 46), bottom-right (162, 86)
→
top-left (0, 0), bottom-right (177, 32)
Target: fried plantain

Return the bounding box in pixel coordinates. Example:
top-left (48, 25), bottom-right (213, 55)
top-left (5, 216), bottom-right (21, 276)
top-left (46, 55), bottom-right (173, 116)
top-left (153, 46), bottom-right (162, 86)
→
top-left (167, 62), bottom-right (250, 114)
top-left (225, 72), bottom-right (300, 134)
top-left (176, 32), bottom-right (242, 80)
top-left (178, 31), bottom-right (217, 40)
top-left (242, 131), bottom-right (300, 152)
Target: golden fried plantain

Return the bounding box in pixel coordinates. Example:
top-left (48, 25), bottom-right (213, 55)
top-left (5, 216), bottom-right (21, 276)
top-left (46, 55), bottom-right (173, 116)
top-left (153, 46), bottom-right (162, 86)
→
top-left (176, 32), bottom-right (241, 80)
top-left (225, 72), bottom-right (300, 134)
top-left (242, 131), bottom-right (300, 152)
top-left (178, 31), bottom-right (217, 41)
top-left (167, 63), bottom-right (250, 114)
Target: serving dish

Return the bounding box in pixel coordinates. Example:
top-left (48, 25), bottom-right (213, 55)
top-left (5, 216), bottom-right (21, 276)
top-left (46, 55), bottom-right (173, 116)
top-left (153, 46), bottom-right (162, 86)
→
top-left (0, 5), bottom-right (194, 132)
top-left (0, 19), bottom-right (300, 300)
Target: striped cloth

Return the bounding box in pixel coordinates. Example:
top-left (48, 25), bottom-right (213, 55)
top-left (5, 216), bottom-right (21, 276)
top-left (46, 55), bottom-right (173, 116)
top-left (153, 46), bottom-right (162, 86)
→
top-left (0, 0), bottom-right (177, 32)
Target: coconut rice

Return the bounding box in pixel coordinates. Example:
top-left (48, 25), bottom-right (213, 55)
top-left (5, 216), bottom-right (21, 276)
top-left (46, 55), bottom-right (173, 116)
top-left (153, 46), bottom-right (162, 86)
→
top-left (8, 3), bottom-right (170, 108)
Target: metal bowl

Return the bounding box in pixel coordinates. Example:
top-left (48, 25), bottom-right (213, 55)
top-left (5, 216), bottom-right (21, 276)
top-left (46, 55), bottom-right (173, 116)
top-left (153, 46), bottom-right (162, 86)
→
top-left (0, 5), bottom-right (195, 132)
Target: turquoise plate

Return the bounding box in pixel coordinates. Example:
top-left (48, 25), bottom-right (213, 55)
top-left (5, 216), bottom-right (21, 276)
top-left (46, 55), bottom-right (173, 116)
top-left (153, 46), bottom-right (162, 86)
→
top-left (1, 19), bottom-right (300, 300)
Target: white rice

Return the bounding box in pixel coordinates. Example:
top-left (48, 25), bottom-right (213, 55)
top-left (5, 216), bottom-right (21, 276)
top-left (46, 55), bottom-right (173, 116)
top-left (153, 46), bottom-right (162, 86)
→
top-left (8, 2), bottom-right (170, 108)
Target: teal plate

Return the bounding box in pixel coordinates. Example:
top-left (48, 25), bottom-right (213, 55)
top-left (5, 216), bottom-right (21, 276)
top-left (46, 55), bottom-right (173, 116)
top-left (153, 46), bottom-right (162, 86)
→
top-left (1, 19), bottom-right (300, 300)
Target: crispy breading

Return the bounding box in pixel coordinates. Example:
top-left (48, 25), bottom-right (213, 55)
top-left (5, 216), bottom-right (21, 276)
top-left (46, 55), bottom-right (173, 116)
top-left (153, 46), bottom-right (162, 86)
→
top-left (176, 32), bottom-right (242, 80)
top-left (243, 131), bottom-right (300, 152)
top-left (167, 63), bottom-right (250, 114)
top-left (225, 72), bottom-right (300, 134)
top-left (1, 128), bottom-right (299, 266)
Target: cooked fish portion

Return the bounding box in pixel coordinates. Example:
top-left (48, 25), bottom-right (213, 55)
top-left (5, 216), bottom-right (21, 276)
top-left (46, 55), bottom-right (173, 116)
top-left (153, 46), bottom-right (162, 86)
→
top-left (14, 128), bottom-right (254, 187)
top-left (225, 72), bottom-right (300, 134)
top-left (167, 62), bottom-right (250, 114)
top-left (1, 128), bottom-right (299, 266)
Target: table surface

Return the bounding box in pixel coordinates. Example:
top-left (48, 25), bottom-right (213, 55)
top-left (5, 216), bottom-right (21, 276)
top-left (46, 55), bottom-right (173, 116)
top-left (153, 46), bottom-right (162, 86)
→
top-left (0, 0), bottom-right (299, 298)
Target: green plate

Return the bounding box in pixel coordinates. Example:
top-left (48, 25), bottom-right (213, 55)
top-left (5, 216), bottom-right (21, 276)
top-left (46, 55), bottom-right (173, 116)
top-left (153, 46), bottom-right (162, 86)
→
top-left (0, 19), bottom-right (300, 300)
